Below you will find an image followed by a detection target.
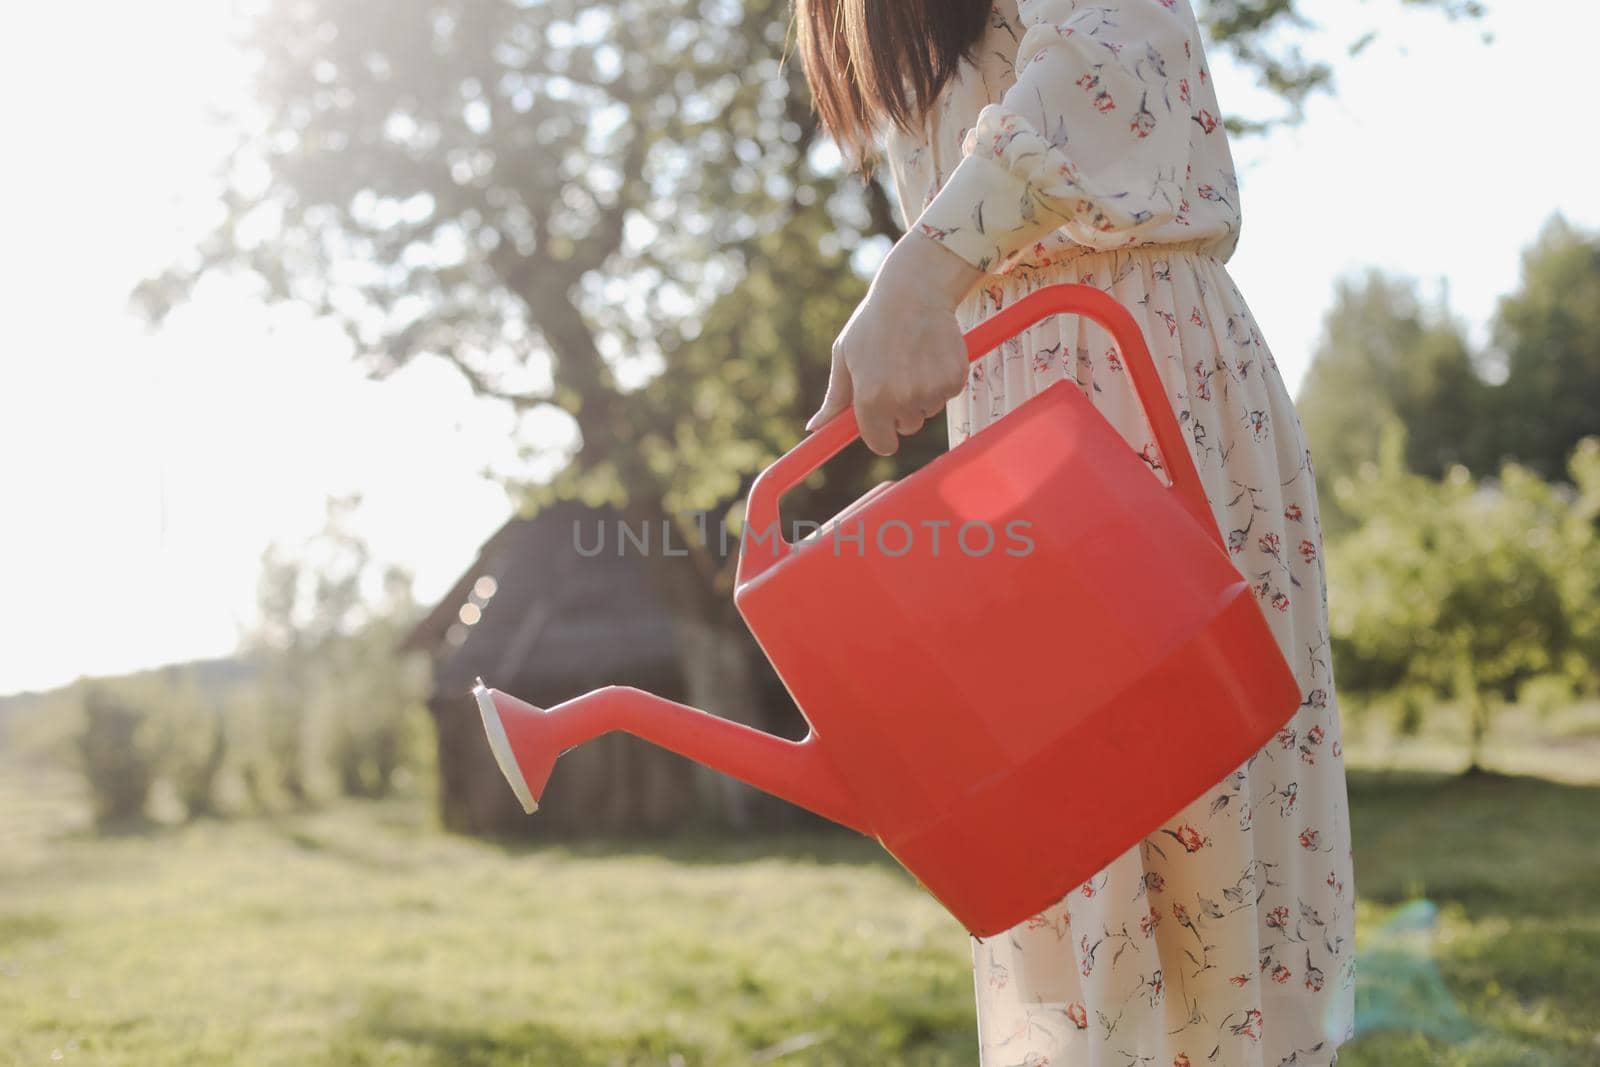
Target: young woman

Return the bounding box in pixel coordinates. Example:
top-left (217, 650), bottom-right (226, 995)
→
top-left (797, 2), bottom-right (1357, 1064)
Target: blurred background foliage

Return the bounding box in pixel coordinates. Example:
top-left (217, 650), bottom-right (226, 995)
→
top-left (10, 495), bottom-right (435, 828)
top-left (1326, 430), bottom-right (1599, 770)
top-left (1297, 215), bottom-right (1600, 769)
top-left (1300, 216), bottom-right (1600, 530)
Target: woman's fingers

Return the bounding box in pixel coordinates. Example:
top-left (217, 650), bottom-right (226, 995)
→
top-left (804, 365), bottom-right (939, 448)
top-left (855, 392), bottom-right (902, 456)
top-left (804, 353), bottom-right (854, 432)
top-left (894, 407), bottom-right (927, 438)
top-left (845, 365), bottom-right (965, 456)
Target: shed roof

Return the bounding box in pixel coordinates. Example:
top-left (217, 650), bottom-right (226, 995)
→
top-left (401, 500), bottom-right (705, 700)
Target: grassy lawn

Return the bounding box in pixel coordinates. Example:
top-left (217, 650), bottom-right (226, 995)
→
top-left (2, 747), bottom-right (1597, 1066)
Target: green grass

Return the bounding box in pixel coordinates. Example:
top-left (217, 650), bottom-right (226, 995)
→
top-left (2, 756), bottom-right (1597, 1066)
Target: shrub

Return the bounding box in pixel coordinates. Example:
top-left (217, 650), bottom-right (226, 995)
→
top-left (77, 684), bottom-right (160, 828)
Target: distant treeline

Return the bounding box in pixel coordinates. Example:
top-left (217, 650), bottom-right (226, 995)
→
top-left (9, 496), bottom-right (435, 829)
top-left (1303, 216), bottom-right (1600, 765)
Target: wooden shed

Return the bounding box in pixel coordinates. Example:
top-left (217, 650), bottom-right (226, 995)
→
top-left (400, 500), bottom-right (810, 838)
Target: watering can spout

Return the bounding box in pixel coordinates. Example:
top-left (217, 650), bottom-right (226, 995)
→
top-left (473, 680), bottom-right (872, 835)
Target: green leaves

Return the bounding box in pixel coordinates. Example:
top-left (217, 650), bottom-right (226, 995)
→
top-left (1327, 426), bottom-right (1600, 767)
top-left (1490, 216), bottom-right (1600, 481)
top-left (1299, 218), bottom-right (1600, 534)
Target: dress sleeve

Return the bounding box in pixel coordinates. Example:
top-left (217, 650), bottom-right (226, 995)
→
top-left (912, 0), bottom-right (1200, 272)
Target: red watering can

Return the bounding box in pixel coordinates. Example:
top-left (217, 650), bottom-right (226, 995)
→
top-left (474, 284), bottom-right (1300, 937)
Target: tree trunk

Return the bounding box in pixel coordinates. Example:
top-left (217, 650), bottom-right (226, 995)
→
top-left (182, 718), bottom-right (228, 819)
top-left (1465, 693), bottom-right (1492, 775)
top-left (1455, 656), bottom-right (1491, 775)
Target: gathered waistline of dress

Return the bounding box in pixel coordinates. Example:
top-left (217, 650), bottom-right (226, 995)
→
top-left (956, 237), bottom-right (1233, 314)
top-left (999, 235), bottom-right (1229, 274)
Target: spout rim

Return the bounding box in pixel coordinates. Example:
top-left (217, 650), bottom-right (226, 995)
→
top-left (473, 681), bottom-right (538, 814)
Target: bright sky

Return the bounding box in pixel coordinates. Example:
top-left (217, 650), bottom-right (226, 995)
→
top-left (1, 0), bottom-right (1595, 697)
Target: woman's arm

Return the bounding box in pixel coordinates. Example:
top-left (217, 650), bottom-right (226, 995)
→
top-left (805, 229), bottom-right (982, 456)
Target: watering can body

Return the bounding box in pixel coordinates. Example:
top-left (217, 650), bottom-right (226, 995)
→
top-left (476, 283), bottom-right (1301, 938)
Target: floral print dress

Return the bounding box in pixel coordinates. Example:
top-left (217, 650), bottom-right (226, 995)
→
top-left (880, 2), bottom-right (1357, 1065)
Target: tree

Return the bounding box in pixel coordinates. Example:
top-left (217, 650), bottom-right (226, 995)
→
top-left (71, 666), bottom-right (228, 826)
top-left (1487, 215), bottom-right (1600, 480)
top-left (158, 665), bottom-right (229, 818)
top-left (1298, 218), bottom-right (1600, 529)
top-left (136, 0), bottom-right (1487, 822)
top-left (76, 684), bottom-right (160, 829)
top-left (245, 541), bottom-right (318, 804)
top-left (1296, 271), bottom-right (1489, 532)
top-left (1195, 0), bottom-right (1490, 133)
top-left (316, 568), bottom-right (431, 799)
top-left (241, 494), bottom-right (430, 807)
top-left (1550, 438), bottom-right (1600, 694)
top-left (1326, 426), bottom-right (1591, 772)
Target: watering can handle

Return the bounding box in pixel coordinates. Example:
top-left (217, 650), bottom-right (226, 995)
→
top-left (737, 283), bottom-right (1221, 587)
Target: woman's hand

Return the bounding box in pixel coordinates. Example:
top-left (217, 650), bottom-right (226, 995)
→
top-left (805, 229), bottom-right (985, 456)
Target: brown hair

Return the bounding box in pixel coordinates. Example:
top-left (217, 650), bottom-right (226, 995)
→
top-left (794, 0), bottom-right (990, 171)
